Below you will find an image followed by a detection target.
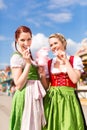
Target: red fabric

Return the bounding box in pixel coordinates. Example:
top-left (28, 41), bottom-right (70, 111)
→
top-left (48, 56), bottom-right (77, 88)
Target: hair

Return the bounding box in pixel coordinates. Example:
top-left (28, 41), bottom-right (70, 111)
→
top-left (49, 33), bottom-right (67, 50)
top-left (15, 25), bottom-right (32, 52)
top-left (15, 25), bottom-right (33, 60)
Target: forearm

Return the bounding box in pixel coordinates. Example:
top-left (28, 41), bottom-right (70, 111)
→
top-left (65, 59), bottom-right (81, 83)
top-left (14, 63), bottom-right (31, 90)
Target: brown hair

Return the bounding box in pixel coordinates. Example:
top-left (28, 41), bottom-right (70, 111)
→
top-left (15, 25), bottom-right (32, 52)
top-left (49, 33), bottom-right (67, 50)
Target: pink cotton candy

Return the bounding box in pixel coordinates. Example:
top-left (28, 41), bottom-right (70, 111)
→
top-left (35, 47), bottom-right (50, 66)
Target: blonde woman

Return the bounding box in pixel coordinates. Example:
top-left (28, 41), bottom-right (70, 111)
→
top-left (39, 33), bottom-right (85, 130)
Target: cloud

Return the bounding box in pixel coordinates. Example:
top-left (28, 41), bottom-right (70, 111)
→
top-left (26, 18), bottom-right (40, 27)
top-left (0, 35), bottom-right (7, 41)
top-left (48, 0), bottom-right (76, 9)
top-left (0, 0), bottom-right (7, 10)
top-left (84, 31), bottom-right (87, 36)
top-left (49, 0), bottom-right (87, 9)
top-left (66, 38), bottom-right (81, 55)
top-left (0, 35), bottom-right (11, 41)
top-left (32, 33), bottom-right (48, 50)
top-left (45, 12), bottom-right (72, 23)
top-left (79, 0), bottom-right (87, 6)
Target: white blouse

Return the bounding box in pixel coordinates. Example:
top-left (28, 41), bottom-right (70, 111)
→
top-left (51, 56), bottom-right (84, 74)
top-left (44, 56), bottom-right (84, 78)
top-left (10, 53), bottom-right (84, 77)
top-left (10, 53), bottom-right (25, 68)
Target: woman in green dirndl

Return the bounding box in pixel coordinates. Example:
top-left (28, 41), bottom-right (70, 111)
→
top-left (9, 25), bottom-right (46, 130)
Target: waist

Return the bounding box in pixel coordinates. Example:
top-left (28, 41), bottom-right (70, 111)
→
top-left (50, 78), bottom-right (76, 88)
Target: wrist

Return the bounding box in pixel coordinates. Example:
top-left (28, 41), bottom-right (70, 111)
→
top-left (26, 62), bottom-right (31, 66)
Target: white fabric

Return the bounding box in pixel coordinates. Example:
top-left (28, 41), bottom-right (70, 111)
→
top-left (50, 56), bottom-right (84, 74)
top-left (73, 56), bottom-right (84, 72)
top-left (21, 80), bottom-right (46, 130)
top-left (10, 53), bottom-right (25, 68)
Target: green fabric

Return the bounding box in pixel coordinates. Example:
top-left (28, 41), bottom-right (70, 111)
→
top-left (9, 87), bottom-right (25, 130)
top-left (9, 65), bottom-right (39, 130)
top-left (28, 64), bottom-right (40, 80)
top-left (42, 86), bottom-right (84, 130)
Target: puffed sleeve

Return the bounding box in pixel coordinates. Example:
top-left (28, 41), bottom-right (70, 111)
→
top-left (73, 56), bottom-right (84, 72)
top-left (10, 53), bottom-right (25, 68)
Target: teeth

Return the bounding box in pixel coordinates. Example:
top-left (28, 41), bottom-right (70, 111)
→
top-left (27, 47), bottom-right (30, 51)
top-left (23, 46), bottom-right (29, 49)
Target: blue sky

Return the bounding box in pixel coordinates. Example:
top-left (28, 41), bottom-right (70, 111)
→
top-left (0, 0), bottom-right (87, 69)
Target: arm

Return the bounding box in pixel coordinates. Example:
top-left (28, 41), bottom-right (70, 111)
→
top-left (57, 50), bottom-right (82, 84)
top-left (65, 58), bottom-right (81, 83)
top-left (12, 63), bottom-right (31, 90)
top-left (11, 49), bottom-right (32, 90)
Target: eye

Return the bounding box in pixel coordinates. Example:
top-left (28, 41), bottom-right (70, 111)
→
top-left (27, 38), bottom-right (32, 41)
top-left (54, 42), bottom-right (58, 45)
top-left (21, 39), bottom-right (25, 42)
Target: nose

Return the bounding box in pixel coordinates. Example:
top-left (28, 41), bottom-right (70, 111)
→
top-left (51, 45), bottom-right (56, 51)
top-left (25, 40), bottom-right (29, 45)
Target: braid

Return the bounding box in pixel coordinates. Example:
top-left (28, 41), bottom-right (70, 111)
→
top-left (29, 49), bottom-right (33, 60)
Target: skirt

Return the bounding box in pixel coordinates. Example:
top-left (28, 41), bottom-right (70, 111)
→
top-left (9, 88), bottom-right (25, 130)
top-left (42, 86), bottom-right (85, 130)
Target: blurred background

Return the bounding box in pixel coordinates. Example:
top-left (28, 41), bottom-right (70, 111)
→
top-left (0, 0), bottom-right (87, 129)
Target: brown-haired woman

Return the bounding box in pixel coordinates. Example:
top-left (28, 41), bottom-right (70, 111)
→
top-left (9, 25), bottom-right (46, 130)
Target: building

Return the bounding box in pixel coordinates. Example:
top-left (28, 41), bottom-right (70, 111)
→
top-left (75, 38), bottom-right (87, 101)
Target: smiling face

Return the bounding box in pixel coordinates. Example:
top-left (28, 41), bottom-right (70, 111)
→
top-left (48, 33), bottom-right (67, 54)
top-left (49, 37), bottom-right (64, 53)
top-left (17, 32), bottom-right (32, 52)
top-left (15, 25), bottom-right (32, 53)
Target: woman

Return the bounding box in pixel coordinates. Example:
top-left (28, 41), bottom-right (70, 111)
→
top-left (40, 33), bottom-right (85, 130)
top-left (9, 25), bottom-right (46, 130)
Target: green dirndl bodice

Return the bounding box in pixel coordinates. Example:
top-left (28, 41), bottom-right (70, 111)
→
top-left (42, 86), bottom-right (85, 130)
top-left (9, 65), bottom-right (39, 130)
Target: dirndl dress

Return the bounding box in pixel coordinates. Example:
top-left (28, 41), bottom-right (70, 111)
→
top-left (42, 57), bottom-right (85, 130)
top-left (42, 86), bottom-right (84, 130)
top-left (9, 53), bottom-right (46, 130)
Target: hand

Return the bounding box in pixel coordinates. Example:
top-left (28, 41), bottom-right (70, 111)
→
top-left (57, 50), bottom-right (67, 64)
top-left (22, 48), bottom-right (32, 64)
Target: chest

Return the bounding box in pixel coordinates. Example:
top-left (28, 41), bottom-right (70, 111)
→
top-left (50, 56), bottom-right (74, 74)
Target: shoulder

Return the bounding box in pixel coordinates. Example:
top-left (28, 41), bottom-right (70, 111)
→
top-left (10, 52), bottom-right (25, 68)
top-left (10, 52), bottom-right (23, 64)
top-left (73, 55), bottom-right (82, 63)
top-left (11, 52), bottom-right (22, 59)
top-left (69, 55), bottom-right (82, 63)
top-left (73, 55), bottom-right (84, 72)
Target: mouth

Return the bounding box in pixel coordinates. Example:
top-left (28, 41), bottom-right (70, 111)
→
top-left (22, 45), bottom-right (30, 50)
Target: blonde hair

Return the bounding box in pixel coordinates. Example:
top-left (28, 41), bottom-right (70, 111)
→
top-left (49, 33), bottom-right (67, 49)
